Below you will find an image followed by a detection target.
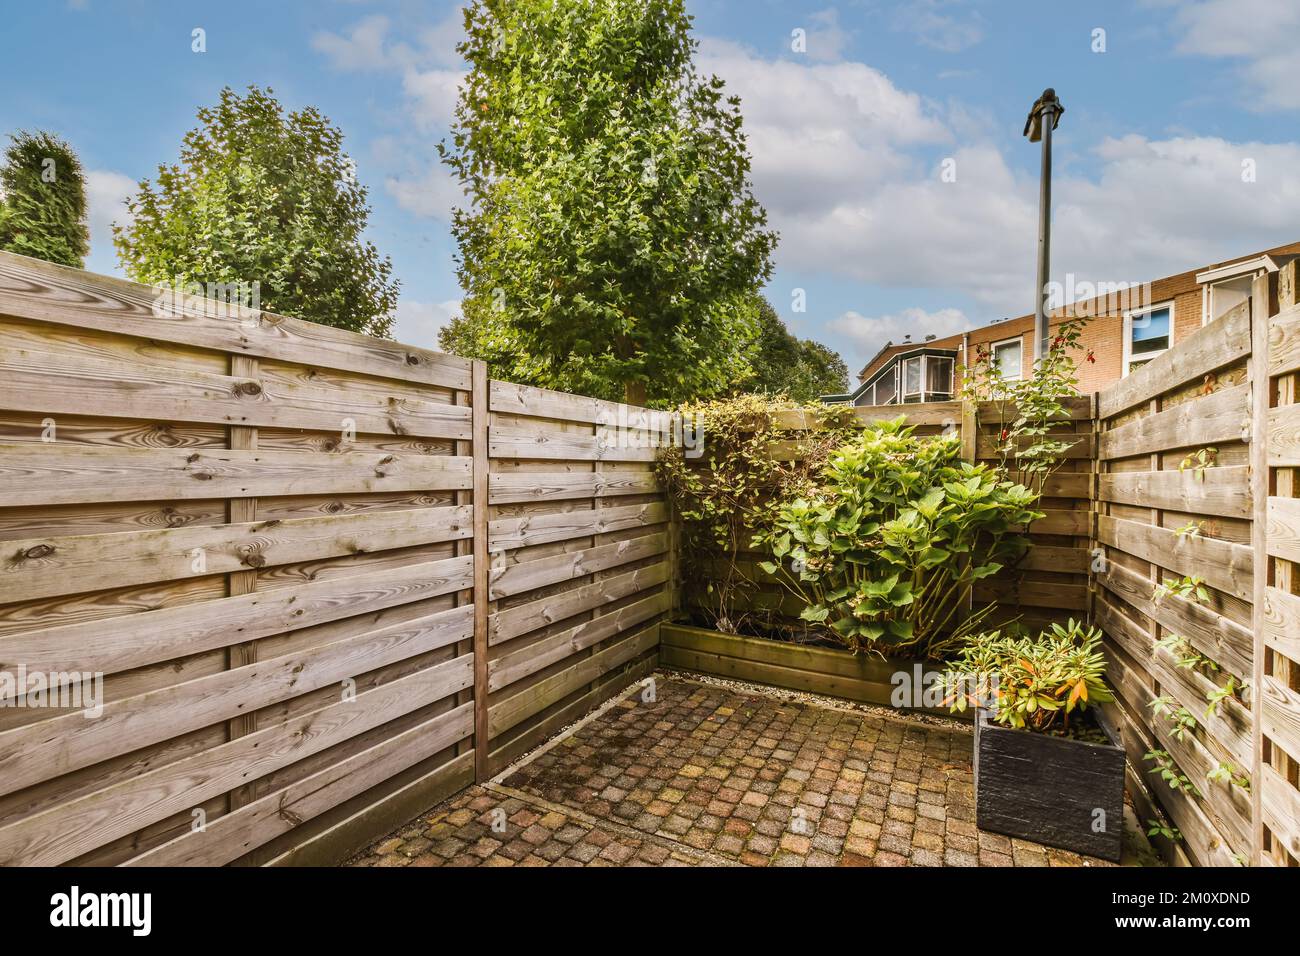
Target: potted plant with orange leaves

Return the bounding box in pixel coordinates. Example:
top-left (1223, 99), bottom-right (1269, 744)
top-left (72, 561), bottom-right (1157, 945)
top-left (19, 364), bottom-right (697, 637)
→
top-left (939, 619), bottom-right (1124, 861)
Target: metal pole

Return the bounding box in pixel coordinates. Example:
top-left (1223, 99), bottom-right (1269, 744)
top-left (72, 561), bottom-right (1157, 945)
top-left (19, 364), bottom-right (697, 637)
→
top-left (1034, 106), bottom-right (1055, 366)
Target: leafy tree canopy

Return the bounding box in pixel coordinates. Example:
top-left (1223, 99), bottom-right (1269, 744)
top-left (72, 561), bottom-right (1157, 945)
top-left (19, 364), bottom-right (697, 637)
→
top-left (0, 130), bottom-right (90, 267)
top-left (114, 85), bottom-right (398, 336)
top-left (745, 297), bottom-right (849, 401)
top-left (439, 0), bottom-right (777, 406)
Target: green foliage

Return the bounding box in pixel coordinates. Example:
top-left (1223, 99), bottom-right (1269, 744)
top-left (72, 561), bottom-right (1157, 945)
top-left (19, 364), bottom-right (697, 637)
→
top-left (756, 418), bottom-right (1042, 658)
top-left (1153, 574), bottom-right (1209, 605)
top-left (1150, 694), bottom-right (1197, 741)
top-left (438, 0), bottom-right (777, 405)
top-left (1147, 818), bottom-right (1183, 842)
top-left (962, 315), bottom-right (1089, 497)
top-left (939, 620), bottom-right (1113, 731)
top-left (655, 394), bottom-right (855, 635)
top-left (1155, 634), bottom-right (1218, 674)
top-left (742, 297), bottom-right (848, 401)
top-left (1207, 761), bottom-right (1250, 793)
top-left (1179, 447), bottom-right (1217, 482)
top-left (1144, 748), bottom-right (1200, 797)
top-left (113, 85), bottom-right (398, 336)
top-left (0, 130), bottom-right (89, 267)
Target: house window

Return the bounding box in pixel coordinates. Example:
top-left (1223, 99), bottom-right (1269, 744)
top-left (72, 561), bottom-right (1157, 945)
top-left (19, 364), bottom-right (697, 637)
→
top-left (991, 338), bottom-right (1023, 381)
top-left (927, 357), bottom-right (954, 400)
top-left (1124, 303), bottom-right (1173, 375)
top-left (1205, 276), bottom-right (1252, 326)
top-left (874, 366), bottom-right (897, 405)
top-left (902, 356), bottom-right (923, 402)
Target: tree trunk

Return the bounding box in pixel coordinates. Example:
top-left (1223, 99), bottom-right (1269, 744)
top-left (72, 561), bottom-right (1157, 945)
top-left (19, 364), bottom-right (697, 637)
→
top-left (624, 379), bottom-right (647, 406)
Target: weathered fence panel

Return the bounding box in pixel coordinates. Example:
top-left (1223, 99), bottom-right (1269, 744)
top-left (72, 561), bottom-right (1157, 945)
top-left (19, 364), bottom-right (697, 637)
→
top-left (0, 251), bottom-right (670, 865)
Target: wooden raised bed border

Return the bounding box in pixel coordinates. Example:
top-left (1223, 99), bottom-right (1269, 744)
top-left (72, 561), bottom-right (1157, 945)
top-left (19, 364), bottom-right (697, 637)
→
top-left (659, 622), bottom-right (967, 719)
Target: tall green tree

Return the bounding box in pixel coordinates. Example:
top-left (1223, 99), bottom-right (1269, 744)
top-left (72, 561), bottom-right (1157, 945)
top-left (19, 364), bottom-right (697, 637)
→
top-left (440, 0), bottom-right (777, 406)
top-left (0, 131), bottom-right (90, 267)
top-left (114, 86), bottom-right (398, 336)
top-left (745, 298), bottom-right (848, 401)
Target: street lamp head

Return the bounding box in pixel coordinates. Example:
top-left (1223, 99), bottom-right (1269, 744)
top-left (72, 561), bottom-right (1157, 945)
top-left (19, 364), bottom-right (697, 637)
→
top-left (1023, 88), bottom-right (1064, 142)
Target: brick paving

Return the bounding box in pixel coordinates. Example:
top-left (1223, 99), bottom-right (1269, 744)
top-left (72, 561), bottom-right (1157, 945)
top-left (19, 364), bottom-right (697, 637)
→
top-left (347, 673), bottom-right (1114, 868)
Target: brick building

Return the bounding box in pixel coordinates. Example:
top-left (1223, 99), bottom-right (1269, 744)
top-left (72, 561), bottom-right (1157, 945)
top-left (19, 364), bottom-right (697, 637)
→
top-left (823, 241), bottom-right (1300, 405)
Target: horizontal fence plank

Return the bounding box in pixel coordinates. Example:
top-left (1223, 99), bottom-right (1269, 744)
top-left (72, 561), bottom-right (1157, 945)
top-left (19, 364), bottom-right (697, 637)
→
top-left (1099, 384), bottom-right (1249, 460)
top-left (1098, 300), bottom-right (1251, 419)
top-left (488, 428), bottom-right (658, 463)
top-left (1268, 302), bottom-right (1300, 376)
top-left (1097, 514), bottom-right (1252, 602)
top-left (0, 347), bottom-right (473, 441)
top-left (0, 604), bottom-right (473, 797)
top-left (124, 702), bottom-right (473, 867)
top-left (1260, 764), bottom-right (1300, 860)
top-left (1096, 560), bottom-right (1252, 681)
top-left (488, 502), bottom-right (668, 552)
top-left (0, 554), bottom-right (473, 681)
top-left (1267, 403), bottom-right (1300, 467)
top-left (1097, 466), bottom-right (1251, 519)
top-left (977, 433), bottom-right (1094, 460)
top-left (489, 563), bottom-right (669, 646)
top-left (1262, 586), bottom-right (1300, 661)
top-left (0, 251), bottom-right (473, 390)
top-left (489, 470), bottom-right (658, 505)
top-left (1261, 676), bottom-right (1300, 767)
top-left (0, 443), bottom-right (472, 506)
top-left (488, 532), bottom-right (669, 600)
top-left (489, 380), bottom-right (669, 431)
top-left (488, 591), bottom-right (669, 692)
top-left (0, 505), bottom-right (472, 604)
top-left (487, 624), bottom-right (656, 738)
top-left (0, 654), bottom-right (474, 866)
top-left (1266, 496), bottom-right (1300, 563)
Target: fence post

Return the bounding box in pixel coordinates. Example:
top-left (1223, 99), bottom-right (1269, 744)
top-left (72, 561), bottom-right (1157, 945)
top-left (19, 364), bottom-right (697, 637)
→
top-left (960, 399), bottom-right (977, 463)
top-left (471, 360), bottom-right (491, 783)
top-left (1249, 272), bottom-right (1270, 866)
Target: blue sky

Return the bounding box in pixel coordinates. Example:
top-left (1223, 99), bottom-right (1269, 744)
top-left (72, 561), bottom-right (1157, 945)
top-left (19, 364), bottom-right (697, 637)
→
top-left (4, 0), bottom-right (1299, 376)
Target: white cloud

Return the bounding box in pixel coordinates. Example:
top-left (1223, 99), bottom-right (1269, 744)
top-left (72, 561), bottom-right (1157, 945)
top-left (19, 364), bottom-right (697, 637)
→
top-left (393, 297), bottom-right (461, 349)
top-left (1169, 0), bottom-right (1300, 109)
top-left (800, 8), bottom-right (852, 63)
top-left (892, 0), bottom-right (984, 53)
top-left (829, 306), bottom-right (970, 361)
top-left (312, 10), bottom-right (464, 73)
top-left (84, 169), bottom-right (135, 271)
top-left (402, 67), bottom-right (464, 131)
top-left (385, 163), bottom-right (465, 221)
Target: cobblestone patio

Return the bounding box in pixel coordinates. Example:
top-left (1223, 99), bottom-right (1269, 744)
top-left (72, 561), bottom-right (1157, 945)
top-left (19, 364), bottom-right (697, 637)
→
top-left (347, 673), bottom-right (1116, 868)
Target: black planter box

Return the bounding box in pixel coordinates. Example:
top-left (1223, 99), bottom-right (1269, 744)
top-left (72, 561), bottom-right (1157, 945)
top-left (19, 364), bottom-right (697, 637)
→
top-left (973, 709), bottom-right (1125, 862)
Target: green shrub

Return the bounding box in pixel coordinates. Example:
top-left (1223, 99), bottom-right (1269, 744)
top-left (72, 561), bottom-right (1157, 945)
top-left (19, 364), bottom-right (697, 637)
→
top-left (756, 418), bottom-right (1041, 658)
top-left (655, 394), bottom-right (855, 635)
top-left (939, 619), bottom-right (1113, 734)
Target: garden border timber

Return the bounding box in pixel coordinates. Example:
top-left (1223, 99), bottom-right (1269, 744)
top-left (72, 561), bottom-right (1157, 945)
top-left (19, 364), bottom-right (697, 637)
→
top-left (659, 623), bottom-right (965, 718)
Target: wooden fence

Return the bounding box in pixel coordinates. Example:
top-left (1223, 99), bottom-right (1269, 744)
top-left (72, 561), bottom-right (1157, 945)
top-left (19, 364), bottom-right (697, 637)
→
top-left (0, 251), bottom-right (671, 866)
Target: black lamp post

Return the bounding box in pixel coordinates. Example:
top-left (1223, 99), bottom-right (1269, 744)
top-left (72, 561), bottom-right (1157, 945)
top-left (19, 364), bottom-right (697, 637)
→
top-left (1024, 88), bottom-right (1064, 366)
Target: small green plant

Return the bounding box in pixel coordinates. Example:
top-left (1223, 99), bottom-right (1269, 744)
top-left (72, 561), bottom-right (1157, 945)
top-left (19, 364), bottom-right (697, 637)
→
top-left (1144, 748), bottom-right (1200, 797)
top-left (961, 315), bottom-right (1090, 500)
top-left (1147, 819), bottom-right (1184, 842)
top-left (1205, 676), bottom-right (1242, 719)
top-left (1154, 574), bottom-right (1209, 605)
top-left (937, 620), bottom-right (1113, 732)
top-left (1173, 521), bottom-right (1203, 540)
top-left (1179, 447), bottom-right (1217, 482)
top-left (1207, 762), bottom-right (1250, 793)
top-left (1156, 634), bottom-right (1218, 673)
top-left (1150, 695), bottom-right (1198, 741)
top-left (757, 418), bottom-right (1041, 657)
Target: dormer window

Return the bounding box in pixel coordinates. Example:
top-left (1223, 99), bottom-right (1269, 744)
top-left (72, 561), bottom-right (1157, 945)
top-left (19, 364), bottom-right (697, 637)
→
top-left (855, 349), bottom-right (957, 407)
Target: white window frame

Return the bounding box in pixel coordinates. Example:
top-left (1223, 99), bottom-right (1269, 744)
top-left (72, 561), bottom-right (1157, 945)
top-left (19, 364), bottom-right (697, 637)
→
top-left (901, 355), bottom-right (924, 402)
top-left (1122, 300), bottom-right (1175, 376)
top-left (990, 336), bottom-right (1023, 381)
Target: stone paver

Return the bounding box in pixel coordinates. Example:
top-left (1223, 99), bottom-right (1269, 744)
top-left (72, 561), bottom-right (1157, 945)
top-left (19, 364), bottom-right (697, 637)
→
top-left (347, 673), bottom-right (1114, 868)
